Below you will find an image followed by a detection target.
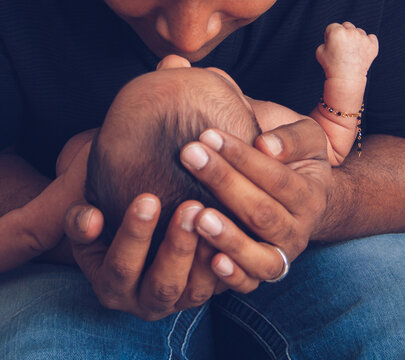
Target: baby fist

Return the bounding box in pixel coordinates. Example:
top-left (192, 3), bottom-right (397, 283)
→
top-left (316, 22), bottom-right (379, 80)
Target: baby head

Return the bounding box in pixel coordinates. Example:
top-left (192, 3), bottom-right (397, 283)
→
top-left (85, 67), bottom-right (260, 257)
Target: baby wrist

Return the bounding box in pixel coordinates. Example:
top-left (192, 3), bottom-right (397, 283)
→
top-left (318, 96), bottom-right (364, 157)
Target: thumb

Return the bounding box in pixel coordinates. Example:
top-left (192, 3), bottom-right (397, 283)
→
top-left (255, 118), bottom-right (328, 164)
top-left (64, 202), bottom-right (104, 245)
top-left (64, 202), bottom-right (107, 285)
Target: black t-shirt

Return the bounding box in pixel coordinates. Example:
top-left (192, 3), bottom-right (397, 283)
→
top-left (0, 0), bottom-right (404, 178)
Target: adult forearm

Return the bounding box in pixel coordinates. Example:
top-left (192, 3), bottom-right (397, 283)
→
top-left (0, 151), bottom-right (50, 216)
top-left (0, 151), bottom-right (76, 270)
top-left (0, 152), bottom-right (52, 270)
top-left (312, 134), bottom-right (405, 241)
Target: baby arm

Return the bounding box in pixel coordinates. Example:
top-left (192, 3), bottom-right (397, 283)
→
top-left (249, 23), bottom-right (378, 166)
top-left (310, 22), bottom-right (379, 166)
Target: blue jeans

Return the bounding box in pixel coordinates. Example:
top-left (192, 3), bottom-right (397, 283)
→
top-left (1, 234), bottom-right (404, 360)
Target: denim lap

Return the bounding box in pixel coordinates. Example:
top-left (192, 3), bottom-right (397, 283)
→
top-left (0, 234), bottom-right (404, 359)
top-left (0, 265), bottom-right (215, 360)
top-left (213, 233), bottom-right (405, 360)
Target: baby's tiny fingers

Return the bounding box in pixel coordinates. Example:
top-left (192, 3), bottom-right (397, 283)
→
top-left (356, 27), bottom-right (367, 36)
top-left (368, 33), bottom-right (379, 45)
top-left (342, 21), bottom-right (356, 29)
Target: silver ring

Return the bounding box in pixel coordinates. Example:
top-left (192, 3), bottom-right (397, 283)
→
top-left (264, 246), bottom-right (290, 283)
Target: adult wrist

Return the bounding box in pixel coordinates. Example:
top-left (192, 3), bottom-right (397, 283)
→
top-left (310, 166), bottom-right (357, 242)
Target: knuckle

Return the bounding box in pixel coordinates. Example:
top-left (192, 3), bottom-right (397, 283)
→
top-left (108, 258), bottom-right (139, 281)
top-left (206, 163), bottom-right (235, 190)
top-left (118, 225), bottom-right (148, 244)
top-left (187, 288), bottom-right (212, 305)
top-left (270, 168), bottom-right (291, 193)
top-left (325, 23), bottom-right (338, 34)
top-left (249, 200), bottom-right (277, 231)
top-left (283, 127), bottom-right (301, 159)
top-left (214, 231), bottom-right (244, 256)
top-left (315, 44), bottom-right (325, 59)
top-left (228, 144), bottom-right (249, 169)
top-left (227, 236), bottom-right (244, 256)
top-left (368, 33), bottom-right (378, 43)
top-left (151, 281), bottom-right (182, 304)
top-left (327, 24), bottom-right (343, 35)
top-left (330, 27), bottom-right (348, 41)
top-left (168, 239), bottom-right (196, 258)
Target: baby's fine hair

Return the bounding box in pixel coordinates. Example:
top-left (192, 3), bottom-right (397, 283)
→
top-left (85, 70), bottom-right (259, 261)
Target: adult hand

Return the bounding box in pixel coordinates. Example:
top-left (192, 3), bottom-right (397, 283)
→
top-left (180, 118), bottom-right (332, 292)
top-left (64, 196), bottom-right (225, 321)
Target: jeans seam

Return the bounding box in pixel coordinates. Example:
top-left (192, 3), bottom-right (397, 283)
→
top-left (180, 305), bottom-right (207, 360)
top-left (167, 311), bottom-right (183, 360)
top-left (166, 304), bottom-right (209, 360)
top-left (220, 306), bottom-right (278, 360)
top-left (227, 292), bottom-right (292, 360)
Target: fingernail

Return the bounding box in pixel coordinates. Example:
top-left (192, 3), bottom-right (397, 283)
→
top-left (181, 144), bottom-right (209, 170)
top-left (180, 206), bottom-right (203, 232)
top-left (199, 212), bottom-right (223, 236)
top-left (76, 208), bottom-right (94, 233)
top-left (135, 197), bottom-right (158, 221)
top-left (215, 256), bottom-right (234, 277)
top-left (200, 130), bottom-right (223, 151)
top-left (262, 134), bottom-right (283, 157)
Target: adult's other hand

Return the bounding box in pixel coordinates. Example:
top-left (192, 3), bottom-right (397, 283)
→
top-left (180, 119), bottom-right (332, 291)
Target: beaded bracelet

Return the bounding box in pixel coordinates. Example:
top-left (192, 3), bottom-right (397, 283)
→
top-left (320, 97), bottom-right (364, 157)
